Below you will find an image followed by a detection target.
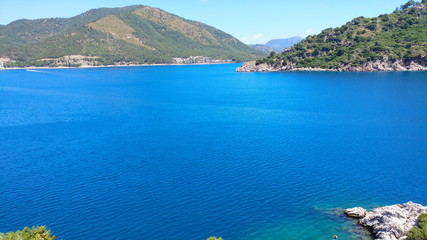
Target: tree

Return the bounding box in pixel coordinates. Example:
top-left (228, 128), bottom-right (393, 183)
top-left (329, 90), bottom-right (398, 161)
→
top-left (269, 51), bottom-right (277, 58)
top-left (400, 1), bottom-right (417, 10)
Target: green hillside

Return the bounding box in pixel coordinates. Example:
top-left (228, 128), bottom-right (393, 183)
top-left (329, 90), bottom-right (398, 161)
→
top-left (0, 5), bottom-right (264, 68)
top-left (250, 1), bottom-right (427, 72)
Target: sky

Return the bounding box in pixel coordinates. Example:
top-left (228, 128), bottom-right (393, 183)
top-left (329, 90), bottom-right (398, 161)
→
top-left (0, 0), bottom-right (409, 44)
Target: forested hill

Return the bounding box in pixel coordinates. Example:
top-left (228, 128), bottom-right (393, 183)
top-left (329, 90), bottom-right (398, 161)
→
top-left (0, 5), bottom-right (264, 68)
top-left (238, 1), bottom-right (427, 72)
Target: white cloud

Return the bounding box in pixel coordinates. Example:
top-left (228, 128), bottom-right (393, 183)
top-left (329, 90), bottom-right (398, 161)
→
top-left (238, 34), bottom-right (264, 44)
top-left (200, 0), bottom-right (208, 2)
top-left (252, 33), bottom-right (262, 40)
top-left (239, 36), bottom-right (249, 42)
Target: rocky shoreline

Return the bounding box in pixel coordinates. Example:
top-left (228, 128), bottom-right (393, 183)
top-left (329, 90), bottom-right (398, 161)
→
top-left (344, 202), bottom-right (427, 240)
top-left (0, 62), bottom-right (232, 70)
top-left (236, 61), bottom-right (427, 72)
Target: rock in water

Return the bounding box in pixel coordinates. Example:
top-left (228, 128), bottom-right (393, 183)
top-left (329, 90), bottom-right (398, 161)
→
top-left (345, 207), bottom-right (368, 218)
top-left (236, 62), bottom-right (277, 72)
top-left (345, 202), bottom-right (427, 240)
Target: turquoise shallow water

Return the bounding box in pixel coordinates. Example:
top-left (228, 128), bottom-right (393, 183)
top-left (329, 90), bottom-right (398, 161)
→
top-left (1, 64), bottom-right (426, 239)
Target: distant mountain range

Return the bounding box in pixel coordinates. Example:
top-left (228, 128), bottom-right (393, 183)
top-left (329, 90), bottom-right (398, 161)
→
top-left (238, 1), bottom-right (427, 72)
top-left (0, 5), bottom-right (265, 68)
top-left (249, 37), bottom-right (303, 53)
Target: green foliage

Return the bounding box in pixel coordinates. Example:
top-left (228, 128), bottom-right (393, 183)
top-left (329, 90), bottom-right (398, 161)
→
top-left (0, 6), bottom-right (265, 67)
top-left (0, 226), bottom-right (55, 240)
top-left (254, 1), bottom-right (427, 70)
top-left (206, 237), bottom-right (224, 240)
top-left (401, 1), bottom-right (418, 10)
top-left (407, 214), bottom-right (427, 240)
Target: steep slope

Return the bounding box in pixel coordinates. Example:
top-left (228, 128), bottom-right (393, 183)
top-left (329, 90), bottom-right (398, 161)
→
top-left (86, 15), bottom-right (155, 50)
top-left (133, 7), bottom-right (220, 46)
top-left (238, 1), bottom-right (427, 72)
top-left (0, 5), bottom-right (264, 67)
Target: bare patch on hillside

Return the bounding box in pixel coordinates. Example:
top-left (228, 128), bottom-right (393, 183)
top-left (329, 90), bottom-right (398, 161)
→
top-left (87, 15), bottom-right (154, 50)
top-left (133, 7), bottom-right (220, 46)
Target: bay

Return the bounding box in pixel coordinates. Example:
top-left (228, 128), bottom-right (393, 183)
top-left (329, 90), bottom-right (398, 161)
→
top-left (1, 64), bottom-right (426, 239)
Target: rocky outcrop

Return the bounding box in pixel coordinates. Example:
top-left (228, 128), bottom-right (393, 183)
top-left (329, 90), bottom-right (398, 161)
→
top-left (337, 60), bottom-right (427, 72)
top-left (236, 62), bottom-right (334, 72)
top-left (345, 202), bottom-right (427, 240)
top-left (236, 61), bottom-right (427, 72)
top-left (345, 207), bottom-right (368, 218)
top-left (236, 61), bottom-right (277, 72)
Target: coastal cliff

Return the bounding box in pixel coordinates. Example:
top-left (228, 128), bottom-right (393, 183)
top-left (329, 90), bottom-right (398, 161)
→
top-left (236, 60), bottom-right (427, 72)
top-left (237, 1), bottom-right (427, 72)
top-left (345, 202), bottom-right (427, 240)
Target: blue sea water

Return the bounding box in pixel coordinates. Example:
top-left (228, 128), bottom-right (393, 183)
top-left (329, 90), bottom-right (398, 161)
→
top-left (1, 64), bottom-right (426, 240)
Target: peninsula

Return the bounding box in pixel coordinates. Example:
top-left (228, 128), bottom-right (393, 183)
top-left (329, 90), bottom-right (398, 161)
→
top-left (237, 1), bottom-right (427, 72)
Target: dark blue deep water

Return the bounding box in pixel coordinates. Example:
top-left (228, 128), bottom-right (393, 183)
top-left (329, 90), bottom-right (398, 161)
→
top-left (1, 64), bottom-right (426, 240)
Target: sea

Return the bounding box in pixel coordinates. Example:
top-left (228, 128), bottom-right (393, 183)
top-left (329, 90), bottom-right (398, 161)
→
top-left (1, 64), bottom-right (426, 240)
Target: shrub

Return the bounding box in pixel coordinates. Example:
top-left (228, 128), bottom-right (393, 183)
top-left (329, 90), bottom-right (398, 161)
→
top-left (207, 237), bottom-right (223, 240)
top-left (407, 214), bottom-right (427, 240)
top-left (0, 226), bottom-right (55, 240)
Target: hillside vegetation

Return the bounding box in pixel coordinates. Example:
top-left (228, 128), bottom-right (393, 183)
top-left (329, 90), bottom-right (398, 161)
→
top-left (251, 1), bottom-right (427, 71)
top-left (407, 214), bottom-right (427, 240)
top-left (0, 6), bottom-right (264, 68)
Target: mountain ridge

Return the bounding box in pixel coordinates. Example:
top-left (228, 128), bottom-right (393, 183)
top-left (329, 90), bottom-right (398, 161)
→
top-left (0, 5), bottom-right (264, 68)
top-left (249, 36), bottom-right (303, 53)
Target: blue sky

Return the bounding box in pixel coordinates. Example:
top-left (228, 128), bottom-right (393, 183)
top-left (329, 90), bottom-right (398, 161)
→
top-left (0, 0), bottom-right (408, 44)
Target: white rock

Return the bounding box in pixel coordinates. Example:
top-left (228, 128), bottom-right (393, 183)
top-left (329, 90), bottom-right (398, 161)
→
top-left (236, 60), bottom-right (427, 72)
top-left (347, 202), bottom-right (427, 240)
top-left (345, 207), bottom-right (368, 218)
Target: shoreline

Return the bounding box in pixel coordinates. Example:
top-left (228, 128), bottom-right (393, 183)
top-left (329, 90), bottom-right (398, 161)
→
top-left (344, 202), bottom-right (427, 240)
top-left (236, 61), bottom-right (427, 73)
top-left (0, 62), bottom-right (237, 71)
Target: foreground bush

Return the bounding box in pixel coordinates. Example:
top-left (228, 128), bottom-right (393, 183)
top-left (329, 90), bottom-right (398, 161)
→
top-left (407, 214), bottom-right (427, 240)
top-left (0, 226), bottom-right (222, 240)
top-left (0, 226), bottom-right (55, 240)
